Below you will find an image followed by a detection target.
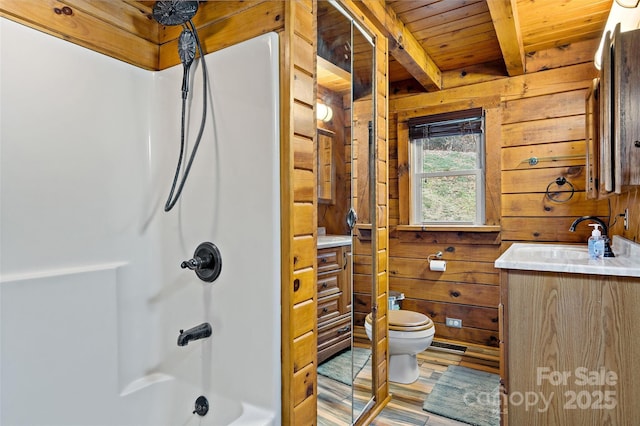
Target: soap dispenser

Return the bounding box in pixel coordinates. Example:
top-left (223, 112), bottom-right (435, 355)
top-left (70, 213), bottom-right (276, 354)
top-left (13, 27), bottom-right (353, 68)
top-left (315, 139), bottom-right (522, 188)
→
top-left (588, 223), bottom-right (605, 260)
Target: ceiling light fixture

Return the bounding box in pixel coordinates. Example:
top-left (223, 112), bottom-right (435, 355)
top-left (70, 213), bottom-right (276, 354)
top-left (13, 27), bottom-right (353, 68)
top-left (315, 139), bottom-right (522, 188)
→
top-left (615, 0), bottom-right (640, 8)
top-left (316, 102), bottom-right (333, 122)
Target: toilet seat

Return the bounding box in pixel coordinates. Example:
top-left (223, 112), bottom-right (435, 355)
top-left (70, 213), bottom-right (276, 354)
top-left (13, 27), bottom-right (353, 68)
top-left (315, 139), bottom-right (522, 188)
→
top-left (365, 310), bottom-right (434, 332)
top-left (364, 309), bottom-right (436, 384)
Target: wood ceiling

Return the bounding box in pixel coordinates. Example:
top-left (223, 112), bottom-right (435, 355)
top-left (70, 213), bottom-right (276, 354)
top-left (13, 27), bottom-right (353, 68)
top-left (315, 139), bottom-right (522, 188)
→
top-left (383, 0), bottom-right (613, 90)
top-left (315, 0), bottom-right (613, 94)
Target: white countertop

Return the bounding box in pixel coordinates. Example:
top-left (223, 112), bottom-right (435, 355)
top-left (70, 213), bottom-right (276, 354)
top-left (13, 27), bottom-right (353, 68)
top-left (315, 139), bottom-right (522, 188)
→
top-left (495, 235), bottom-right (640, 277)
top-left (317, 234), bottom-right (352, 249)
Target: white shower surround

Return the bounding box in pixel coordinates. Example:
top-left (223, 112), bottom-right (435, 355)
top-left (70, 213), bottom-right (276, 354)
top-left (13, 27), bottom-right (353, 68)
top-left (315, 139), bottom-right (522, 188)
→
top-left (0, 18), bottom-right (281, 426)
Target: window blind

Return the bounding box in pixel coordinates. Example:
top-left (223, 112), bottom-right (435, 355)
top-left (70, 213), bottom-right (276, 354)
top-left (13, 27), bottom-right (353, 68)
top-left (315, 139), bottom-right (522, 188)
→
top-left (408, 107), bottom-right (483, 139)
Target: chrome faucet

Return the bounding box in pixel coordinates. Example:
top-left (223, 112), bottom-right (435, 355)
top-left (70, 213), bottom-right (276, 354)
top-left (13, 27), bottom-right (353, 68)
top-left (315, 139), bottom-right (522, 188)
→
top-left (569, 216), bottom-right (615, 257)
top-left (177, 322), bottom-right (212, 346)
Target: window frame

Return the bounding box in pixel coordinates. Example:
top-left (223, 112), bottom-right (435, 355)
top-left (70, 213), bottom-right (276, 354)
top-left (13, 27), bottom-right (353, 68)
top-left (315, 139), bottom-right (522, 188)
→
top-left (396, 102), bottom-right (501, 231)
top-left (409, 112), bottom-right (486, 225)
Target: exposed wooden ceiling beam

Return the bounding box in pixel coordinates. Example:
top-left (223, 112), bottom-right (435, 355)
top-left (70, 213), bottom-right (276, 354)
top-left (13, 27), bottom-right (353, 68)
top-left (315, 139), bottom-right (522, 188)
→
top-left (486, 0), bottom-right (525, 76)
top-left (353, 0), bottom-right (441, 91)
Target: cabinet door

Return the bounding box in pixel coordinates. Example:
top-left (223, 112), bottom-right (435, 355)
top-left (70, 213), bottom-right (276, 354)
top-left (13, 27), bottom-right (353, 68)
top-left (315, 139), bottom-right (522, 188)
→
top-left (615, 27), bottom-right (640, 188)
top-left (585, 78), bottom-right (600, 199)
top-left (506, 270), bottom-right (640, 424)
top-left (600, 29), bottom-right (614, 194)
top-left (317, 128), bottom-right (335, 203)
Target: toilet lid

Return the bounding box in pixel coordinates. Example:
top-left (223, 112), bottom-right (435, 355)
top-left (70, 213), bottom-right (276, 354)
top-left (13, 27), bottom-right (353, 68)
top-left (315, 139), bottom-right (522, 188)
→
top-left (389, 310), bottom-right (433, 331)
top-left (365, 310), bottom-right (434, 332)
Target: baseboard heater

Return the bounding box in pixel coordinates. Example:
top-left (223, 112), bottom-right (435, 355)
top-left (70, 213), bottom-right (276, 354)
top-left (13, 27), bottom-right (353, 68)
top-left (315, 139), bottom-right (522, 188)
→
top-left (430, 341), bottom-right (467, 354)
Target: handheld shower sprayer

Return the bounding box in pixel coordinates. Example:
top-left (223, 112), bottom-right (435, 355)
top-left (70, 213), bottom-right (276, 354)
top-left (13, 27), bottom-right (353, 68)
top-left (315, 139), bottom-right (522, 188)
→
top-left (178, 29), bottom-right (197, 99)
top-left (152, 1), bottom-right (209, 212)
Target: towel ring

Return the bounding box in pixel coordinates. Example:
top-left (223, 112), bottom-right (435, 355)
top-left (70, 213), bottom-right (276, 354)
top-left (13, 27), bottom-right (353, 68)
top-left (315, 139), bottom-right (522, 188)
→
top-left (545, 177), bottom-right (574, 203)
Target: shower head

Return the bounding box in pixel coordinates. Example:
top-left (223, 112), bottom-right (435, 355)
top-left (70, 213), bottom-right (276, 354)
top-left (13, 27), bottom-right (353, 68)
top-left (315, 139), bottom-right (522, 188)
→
top-left (152, 1), bottom-right (199, 26)
top-left (178, 29), bottom-right (196, 68)
top-left (152, 1), bottom-right (200, 98)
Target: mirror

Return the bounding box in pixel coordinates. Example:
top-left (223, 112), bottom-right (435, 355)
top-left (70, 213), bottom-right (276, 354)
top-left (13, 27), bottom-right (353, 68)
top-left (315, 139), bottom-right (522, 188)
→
top-left (351, 13), bottom-right (375, 421)
top-left (316, 1), bottom-right (376, 424)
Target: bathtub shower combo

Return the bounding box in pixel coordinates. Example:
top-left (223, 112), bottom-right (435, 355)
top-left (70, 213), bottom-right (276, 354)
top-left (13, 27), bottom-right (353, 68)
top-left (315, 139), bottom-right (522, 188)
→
top-left (0, 1), bottom-right (281, 424)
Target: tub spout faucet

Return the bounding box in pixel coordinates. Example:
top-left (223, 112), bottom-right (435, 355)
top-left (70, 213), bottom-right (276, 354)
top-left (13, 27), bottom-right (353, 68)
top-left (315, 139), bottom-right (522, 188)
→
top-left (569, 216), bottom-right (615, 257)
top-left (177, 322), bottom-right (212, 346)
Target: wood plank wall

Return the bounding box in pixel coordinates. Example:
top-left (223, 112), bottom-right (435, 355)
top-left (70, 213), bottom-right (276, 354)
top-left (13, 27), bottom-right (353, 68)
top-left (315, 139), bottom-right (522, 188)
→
top-left (371, 12), bottom-right (391, 415)
top-left (388, 49), bottom-right (623, 348)
top-left (1, 0), bottom-right (158, 69)
top-left (387, 229), bottom-right (501, 347)
top-left (500, 88), bottom-right (609, 243)
top-left (281, 1), bottom-right (318, 424)
top-left (0, 0), bottom-right (285, 71)
top-left (611, 188), bottom-right (640, 242)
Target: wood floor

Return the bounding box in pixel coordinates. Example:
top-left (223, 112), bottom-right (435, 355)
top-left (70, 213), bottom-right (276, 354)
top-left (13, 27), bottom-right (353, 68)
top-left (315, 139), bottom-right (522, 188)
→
top-left (318, 340), bottom-right (500, 426)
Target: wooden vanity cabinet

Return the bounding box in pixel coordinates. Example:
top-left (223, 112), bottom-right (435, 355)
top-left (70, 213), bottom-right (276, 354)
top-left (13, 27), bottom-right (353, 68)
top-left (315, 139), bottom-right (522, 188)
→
top-left (317, 245), bottom-right (352, 363)
top-left (500, 269), bottom-right (640, 425)
top-left (588, 26), bottom-right (640, 198)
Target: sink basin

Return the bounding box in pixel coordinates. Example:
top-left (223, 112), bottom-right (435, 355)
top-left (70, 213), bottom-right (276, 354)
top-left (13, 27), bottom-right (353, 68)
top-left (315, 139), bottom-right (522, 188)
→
top-left (494, 236), bottom-right (640, 277)
top-left (518, 246), bottom-right (589, 260)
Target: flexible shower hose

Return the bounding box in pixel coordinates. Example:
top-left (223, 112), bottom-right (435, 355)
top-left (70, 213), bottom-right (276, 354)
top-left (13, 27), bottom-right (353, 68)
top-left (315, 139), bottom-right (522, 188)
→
top-left (164, 20), bottom-right (208, 212)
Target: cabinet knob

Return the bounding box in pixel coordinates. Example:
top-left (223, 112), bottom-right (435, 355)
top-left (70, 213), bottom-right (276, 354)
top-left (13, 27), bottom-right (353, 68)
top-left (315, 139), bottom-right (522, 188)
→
top-left (634, 140), bottom-right (640, 148)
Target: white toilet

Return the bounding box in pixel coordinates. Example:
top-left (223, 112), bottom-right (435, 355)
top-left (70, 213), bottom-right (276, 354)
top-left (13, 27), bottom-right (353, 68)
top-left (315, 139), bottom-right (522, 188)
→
top-left (365, 309), bottom-right (435, 384)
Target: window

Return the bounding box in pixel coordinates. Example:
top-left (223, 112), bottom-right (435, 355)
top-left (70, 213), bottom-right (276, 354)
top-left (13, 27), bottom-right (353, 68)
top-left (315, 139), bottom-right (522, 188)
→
top-left (408, 108), bottom-right (485, 225)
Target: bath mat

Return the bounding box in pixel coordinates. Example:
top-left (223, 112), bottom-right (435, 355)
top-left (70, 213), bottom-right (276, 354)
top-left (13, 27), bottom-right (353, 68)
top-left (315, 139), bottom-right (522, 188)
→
top-left (317, 347), bottom-right (371, 386)
top-left (423, 365), bottom-right (500, 426)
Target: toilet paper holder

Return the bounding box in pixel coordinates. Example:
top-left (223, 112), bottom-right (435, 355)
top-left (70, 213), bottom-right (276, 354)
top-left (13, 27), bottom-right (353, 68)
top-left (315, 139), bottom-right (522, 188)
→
top-left (427, 251), bottom-right (446, 272)
top-left (427, 251), bottom-right (443, 262)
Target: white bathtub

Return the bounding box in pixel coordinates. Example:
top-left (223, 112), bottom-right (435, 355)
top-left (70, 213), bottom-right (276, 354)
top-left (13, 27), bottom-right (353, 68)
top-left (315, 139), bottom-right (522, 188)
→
top-left (122, 377), bottom-right (275, 426)
top-left (0, 18), bottom-right (281, 426)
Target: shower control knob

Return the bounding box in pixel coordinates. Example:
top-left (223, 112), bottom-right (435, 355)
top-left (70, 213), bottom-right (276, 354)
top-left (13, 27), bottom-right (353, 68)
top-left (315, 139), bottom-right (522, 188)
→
top-left (181, 258), bottom-right (205, 270)
top-left (181, 242), bottom-right (222, 283)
